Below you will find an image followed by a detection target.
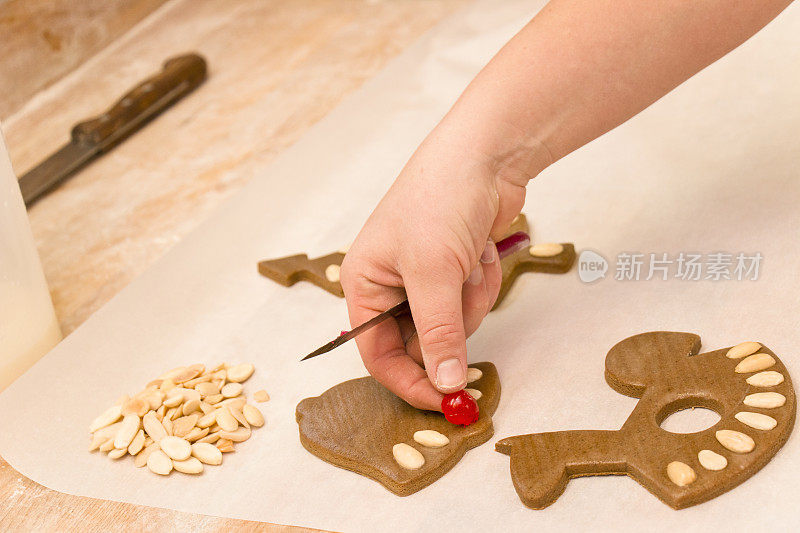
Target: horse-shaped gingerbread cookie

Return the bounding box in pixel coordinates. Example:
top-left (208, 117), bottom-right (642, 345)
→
top-left (495, 331), bottom-right (796, 509)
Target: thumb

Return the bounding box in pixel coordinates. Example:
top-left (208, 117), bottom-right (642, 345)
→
top-left (403, 264), bottom-right (467, 394)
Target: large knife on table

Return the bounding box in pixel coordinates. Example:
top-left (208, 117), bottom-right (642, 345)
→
top-left (301, 231), bottom-right (532, 361)
top-left (18, 53), bottom-right (207, 206)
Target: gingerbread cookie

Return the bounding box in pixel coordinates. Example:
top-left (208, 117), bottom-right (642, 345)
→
top-left (496, 332), bottom-right (795, 509)
top-left (258, 215), bottom-right (575, 306)
top-left (494, 216), bottom-right (575, 310)
top-left (296, 362), bottom-right (500, 495)
top-left (258, 251), bottom-right (345, 297)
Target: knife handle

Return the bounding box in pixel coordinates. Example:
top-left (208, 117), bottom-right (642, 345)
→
top-left (70, 53), bottom-right (207, 150)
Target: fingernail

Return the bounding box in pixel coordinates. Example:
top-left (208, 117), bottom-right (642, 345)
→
top-left (436, 358), bottom-right (466, 390)
top-left (467, 264), bottom-right (483, 285)
top-left (480, 240), bottom-right (495, 263)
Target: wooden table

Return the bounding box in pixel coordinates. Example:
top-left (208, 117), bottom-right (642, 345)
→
top-left (0, 0), bottom-right (464, 529)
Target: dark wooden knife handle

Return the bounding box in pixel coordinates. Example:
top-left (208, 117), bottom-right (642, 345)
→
top-left (70, 53), bottom-right (207, 150)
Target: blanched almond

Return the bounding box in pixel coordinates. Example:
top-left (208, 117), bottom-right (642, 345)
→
top-left (197, 412), bottom-right (217, 429)
top-left (182, 399), bottom-right (201, 416)
top-left (529, 242), bottom-right (563, 257)
top-left (121, 397), bottom-right (149, 418)
top-left (221, 382), bottom-right (243, 398)
top-left (159, 378), bottom-right (176, 392)
top-left (163, 394), bottom-right (183, 408)
top-left (185, 427), bottom-right (209, 442)
top-left (173, 457), bottom-right (203, 474)
top-left (746, 371), bottom-right (784, 387)
top-left (465, 388), bottom-right (482, 400)
top-left (716, 430), bottom-right (755, 453)
top-left (735, 353), bottom-right (776, 373)
top-left (743, 392), bottom-right (786, 408)
top-left (205, 394), bottom-right (223, 405)
top-left (147, 450), bottom-right (173, 475)
top-left (698, 449), bottom-right (727, 471)
top-left (99, 438), bottom-right (116, 452)
top-left (114, 414), bottom-right (141, 449)
top-left (197, 432), bottom-right (221, 444)
top-left (325, 264), bottom-right (341, 282)
top-left (89, 433), bottom-right (107, 452)
top-left (466, 367), bottom-right (482, 383)
top-left (160, 436), bottom-right (191, 461)
top-left (173, 414), bottom-right (199, 438)
top-left (135, 444), bottom-right (159, 468)
top-left (143, 412), bottom-right (167, 442)
top-left (413, 430), bottom-right (449, 448)
top-left (183, 375), bottom-right (211, 388)
top-left (141, 390), bottom-right (164, 410)
top-left (173, 364), bottom-right (205, 383)
top-left (192, 442), bottom-right (223, 465)
top-left (216, 439), bottom-right (235, 453)
top-left (229, 407), bottom-right (250, 429)
top-left (735, 411), bottom-right (777, 431)
top-left (219, 427), bottom-right (251, 442)
top-left (195, 382), bottom-right (220, 397)
top-left (91, 421), bottom-right (122, 444)
top-left (666, 461), bottom-right (696, 486)
top-left (726, 341), bottom-right (761, 359)
top-left (108, 448), bottom-right (127, 459)
top-left (216, 407), bottom-right (238, 432)
top-left (199, 401), bottom-right (215, 415)
top-left (392, 443), bottom-right (424, 470)
top-left (253, 390), bottom-right (270, 402)
top-left (226, 363), bottom-right (254, 383)
top-left (128, 429), bottom-right (146, 455)
top-left (243, 404), bottom-right (264, 427)
top-left (218, 398), bottom-right (246, 411)
top-left (89, 405), bottom-right (122, 433)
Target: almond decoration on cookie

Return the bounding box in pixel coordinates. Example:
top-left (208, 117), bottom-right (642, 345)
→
top-left (529, 243), bottom-right (564, 258)
top-left (88, 362), bottom-right (266, 476)
top-left (495, 333), bottom-right (796, 510)
top-left (296, 361), bottom-right (501, 496)
top-left (259, 215), bottom-right (577, 308)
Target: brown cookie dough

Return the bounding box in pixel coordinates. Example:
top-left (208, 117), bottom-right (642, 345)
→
top-left (258, 214), bottom-right (575, 306)
top-left (296, 362), bottom-right (500, 496)
top-left (258, 251), bottom-right (345, 297)
top-left (496, 332), bottom-right (796, 510)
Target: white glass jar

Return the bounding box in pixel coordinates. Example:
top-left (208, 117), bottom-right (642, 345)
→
top-left (0, 127), bottom-right (62, 390)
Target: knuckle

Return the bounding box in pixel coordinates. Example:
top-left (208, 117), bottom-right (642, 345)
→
top-left (417, 313), bottom-right (462, 351)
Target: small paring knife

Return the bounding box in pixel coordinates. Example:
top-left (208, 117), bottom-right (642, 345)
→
top-left (301, 231), bottom-right (531, 361)
top-left (18, 53), bottom-right (207, 206)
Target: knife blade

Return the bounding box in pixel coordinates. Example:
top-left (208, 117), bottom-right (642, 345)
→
top-left (19, 53), bottom-right (207, 206)
top-left (301, 230), bottom-right (531, 361)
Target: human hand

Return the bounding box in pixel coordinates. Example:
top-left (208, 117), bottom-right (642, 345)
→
top-left (339, 123), bottom-right (530, 410)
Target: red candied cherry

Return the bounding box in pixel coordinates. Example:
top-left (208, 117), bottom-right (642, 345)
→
top-left (441, 390), bottom-right (479, 426)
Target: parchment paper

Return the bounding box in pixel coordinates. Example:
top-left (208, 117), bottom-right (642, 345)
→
top-left (2, 0), bottom-right (799, 530)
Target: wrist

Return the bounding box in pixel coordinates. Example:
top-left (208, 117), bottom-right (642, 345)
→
top-left (433, 97), bottom-right (553, 189)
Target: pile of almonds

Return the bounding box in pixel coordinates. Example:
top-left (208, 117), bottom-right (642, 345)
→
top-left (88, 362), bottom-right (268, 476)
